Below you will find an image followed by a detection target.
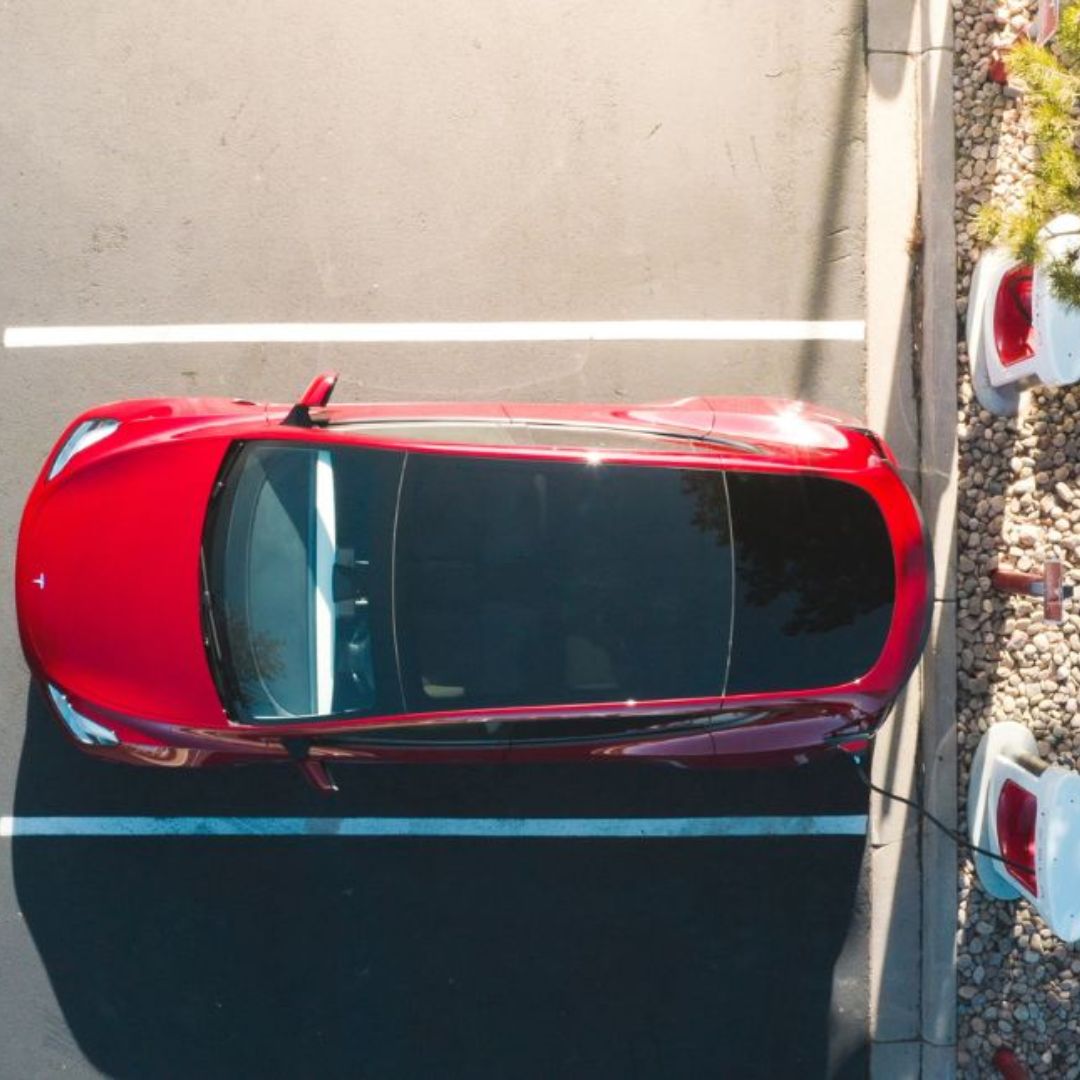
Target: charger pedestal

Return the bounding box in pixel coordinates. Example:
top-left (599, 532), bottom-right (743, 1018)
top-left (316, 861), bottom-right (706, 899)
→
top-left (966, 214), bottom-right (1080, 414)
top-left (968, 721), bottom-right (1080, 941)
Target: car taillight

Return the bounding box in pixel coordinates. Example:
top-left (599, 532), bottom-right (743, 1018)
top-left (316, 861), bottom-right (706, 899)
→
top-left (997, 779), bottom-right (1038, 895)
top-left (993, 265), bottom-right (1035, 366)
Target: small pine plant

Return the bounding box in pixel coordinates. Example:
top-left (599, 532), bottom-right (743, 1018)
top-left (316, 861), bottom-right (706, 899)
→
top-left (976, 4), bottom-right (1080, 306)
top-left (1048, 246), bottom-right (1080, 307)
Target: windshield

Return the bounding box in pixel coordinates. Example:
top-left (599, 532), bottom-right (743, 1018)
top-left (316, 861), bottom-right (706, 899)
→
top-left (204, 442), bottom-right (404, 721)
top-left (204, 442), bottom-right (735, 723)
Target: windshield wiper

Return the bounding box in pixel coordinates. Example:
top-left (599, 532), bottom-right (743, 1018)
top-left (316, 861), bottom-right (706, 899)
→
top-left (199, 549), bottom-right (223, 655)
top-left (198, 442), bottom-right (251, 717)
top-left (199, 546), bottom-right (236, 714)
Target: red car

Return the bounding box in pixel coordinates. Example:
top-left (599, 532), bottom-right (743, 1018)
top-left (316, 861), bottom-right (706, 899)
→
top-left (15, 374), bottom-right (932, 791)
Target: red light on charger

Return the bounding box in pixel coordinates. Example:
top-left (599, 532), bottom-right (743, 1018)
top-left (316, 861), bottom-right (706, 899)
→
top-left (997, 779), bottom-right (1038, 896)
top-left (993, 264), bottom-right (1035, 367)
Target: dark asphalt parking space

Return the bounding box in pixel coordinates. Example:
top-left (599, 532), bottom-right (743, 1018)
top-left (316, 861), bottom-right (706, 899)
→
top-left (11, 836), bottom-right (867, 1080)
top-left (6, 685), bottom-right (871, 1079)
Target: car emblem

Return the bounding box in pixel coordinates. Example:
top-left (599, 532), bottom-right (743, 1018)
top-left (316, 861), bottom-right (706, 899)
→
top-left (32, 572), bottom-right (46, 590)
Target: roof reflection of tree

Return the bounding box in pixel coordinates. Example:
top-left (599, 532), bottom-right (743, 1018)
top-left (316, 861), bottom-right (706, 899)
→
top-left (683, 471), bottom-right (893, 637)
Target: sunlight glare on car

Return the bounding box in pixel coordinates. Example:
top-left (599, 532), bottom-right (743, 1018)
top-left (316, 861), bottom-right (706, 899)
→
top-left (772, 403), bottom-right (824, 448)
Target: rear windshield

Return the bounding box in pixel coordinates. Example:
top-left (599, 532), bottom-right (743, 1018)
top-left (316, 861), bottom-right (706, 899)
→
top-left (724, 472), bottom-right (895, 694)
top-left (395, 455), bottom-right (734, 711)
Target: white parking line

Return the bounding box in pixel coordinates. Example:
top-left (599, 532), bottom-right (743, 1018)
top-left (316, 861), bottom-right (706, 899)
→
top-left (3, 320), bottom-right (866, 349)
top-left (0, 814), bottom-right (868, 838)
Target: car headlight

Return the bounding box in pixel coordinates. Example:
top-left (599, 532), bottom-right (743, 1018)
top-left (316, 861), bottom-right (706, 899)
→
top-left (48, 418), bottom-right (120, 480)
top-left (46, 684), bottom-right (120, 746)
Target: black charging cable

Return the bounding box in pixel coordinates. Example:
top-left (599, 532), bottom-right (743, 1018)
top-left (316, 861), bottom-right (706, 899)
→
top-left (847, 751), bottom-right (1037, 878)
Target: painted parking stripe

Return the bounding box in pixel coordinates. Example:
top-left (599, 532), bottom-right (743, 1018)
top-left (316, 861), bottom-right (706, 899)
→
top-left (0, 814), bottom-right (867, 838)
top-left (3, 319), bottom-right (865, 349)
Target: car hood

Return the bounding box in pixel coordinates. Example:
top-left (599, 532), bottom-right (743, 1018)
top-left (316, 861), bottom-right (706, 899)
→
top-left (16, 433), bottom-right (231, 725)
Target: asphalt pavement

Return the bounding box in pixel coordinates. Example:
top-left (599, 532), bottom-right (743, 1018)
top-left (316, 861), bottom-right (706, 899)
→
top-left (0, 3), bottom-right (873, 1077)
top-left (8, 683), bottom-right (870, 1079)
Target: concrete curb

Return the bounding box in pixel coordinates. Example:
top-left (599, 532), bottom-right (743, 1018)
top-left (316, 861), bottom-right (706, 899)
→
top-left (866, 0), bottom-right (958, 1076)
top-left (916, 15), bottom-right (959, 1066)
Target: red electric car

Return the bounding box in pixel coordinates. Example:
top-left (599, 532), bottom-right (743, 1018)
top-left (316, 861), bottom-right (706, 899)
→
top-left (15, 374), bottom-right (931, 791)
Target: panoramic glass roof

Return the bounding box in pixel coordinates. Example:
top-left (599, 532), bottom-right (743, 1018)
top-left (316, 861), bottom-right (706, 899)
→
top-left (204, 440), bottom-right (893, 724)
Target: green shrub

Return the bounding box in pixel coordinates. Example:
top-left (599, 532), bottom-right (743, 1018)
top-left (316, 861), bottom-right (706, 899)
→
top-left (980, 11), bottom-right (1080, 306)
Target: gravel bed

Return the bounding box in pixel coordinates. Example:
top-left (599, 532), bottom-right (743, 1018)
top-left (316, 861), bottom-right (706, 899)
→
top-left (954, 0), bottom-right (1080, 1074)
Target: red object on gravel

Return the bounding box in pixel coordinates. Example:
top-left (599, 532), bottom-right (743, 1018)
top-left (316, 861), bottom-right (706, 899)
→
top-left (989, 50), bottom-right (1010, 84)
top-left (993, 1047), bottom-right (1032, 1080)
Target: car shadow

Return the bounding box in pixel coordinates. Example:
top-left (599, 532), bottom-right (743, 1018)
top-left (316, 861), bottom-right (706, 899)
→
top-left (13, 682), bottom-right (870, 1079)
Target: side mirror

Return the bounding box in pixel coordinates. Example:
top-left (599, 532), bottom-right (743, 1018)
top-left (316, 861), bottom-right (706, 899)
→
top-left (283, 371), bottom-right (339, 427)
top-left (281, 736), bottom-right (340, 793)
top-left (296, 758), bottom-right (339, 794)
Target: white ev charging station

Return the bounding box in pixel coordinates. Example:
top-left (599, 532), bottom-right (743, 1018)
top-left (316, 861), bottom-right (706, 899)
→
top-left (967, 214), bottom-right (1080, 415)
top-left (968, 721), bottom-right (1080, 942)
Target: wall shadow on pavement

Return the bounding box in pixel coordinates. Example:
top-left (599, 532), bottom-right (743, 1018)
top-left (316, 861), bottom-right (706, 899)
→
top-left (13, 683), bottom-right (871, 1079)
